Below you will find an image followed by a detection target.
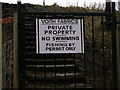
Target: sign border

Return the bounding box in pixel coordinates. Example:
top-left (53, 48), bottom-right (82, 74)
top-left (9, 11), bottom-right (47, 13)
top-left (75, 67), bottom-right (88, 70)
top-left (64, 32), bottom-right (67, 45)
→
top-left (36, 18), bottom-right (85, 54)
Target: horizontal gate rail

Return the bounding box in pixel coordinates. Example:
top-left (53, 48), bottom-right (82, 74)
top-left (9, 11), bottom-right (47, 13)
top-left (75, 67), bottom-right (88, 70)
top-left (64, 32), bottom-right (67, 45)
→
top-left (22, 12), bottom-right (114, 16)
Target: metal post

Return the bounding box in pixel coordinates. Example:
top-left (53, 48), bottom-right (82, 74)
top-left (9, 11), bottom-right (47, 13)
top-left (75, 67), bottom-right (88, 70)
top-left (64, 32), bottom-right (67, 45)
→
top-left (105, 0), bottom-right (112, 30)
top-left (111, 2), bottom-right (118, 90)
top-left (17, 1), bottom-right (25, 89)
top-left (17, 1), bottom-right (21, 89)
top-left (105, 0), bottom-right (112, 12)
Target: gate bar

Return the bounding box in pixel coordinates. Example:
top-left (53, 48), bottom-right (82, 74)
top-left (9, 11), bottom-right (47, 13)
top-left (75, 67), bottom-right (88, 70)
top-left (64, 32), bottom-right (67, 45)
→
top-left (111, 2), bottom-right (118, 90)
top-left (22, 12), bottom-right (114, 16)
top-left (17, 1), bottom-right (25, 89)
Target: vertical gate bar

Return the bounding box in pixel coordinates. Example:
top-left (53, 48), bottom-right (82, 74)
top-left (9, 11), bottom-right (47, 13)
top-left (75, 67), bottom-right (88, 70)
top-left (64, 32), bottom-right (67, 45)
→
top-left (83, 17), bottom-right (86, 88)
top-left (101, 16), bottom-right (106, 88)
top-left (17, 1), bottom-right (22, 89)
top-left (81, 18), bottom-right (85, 88)
top-left (92, 16), bottom-right (95, 88)
top-left (111, 2), bottom-right (118, 89)
top-left (17, 1), bottom-right (25, 89)
top-left (37, 18), bottom-right (40, 88)
top-left (34, 47), bottom-right (37, 88)
top-left (21, 12), bottom-right (26, 89)
top-left (55, 55), bottom-right (56, 89)
top-left (44, 55), bottom-right (46, 88)
top-left (34, 17), bottom-right (37, 89)
top-left (36, 18), bottom-right (39, 88)
top-left (74, 53), bottom-right (76, 88)
top-left (65, 55), bottom-right (66, 88)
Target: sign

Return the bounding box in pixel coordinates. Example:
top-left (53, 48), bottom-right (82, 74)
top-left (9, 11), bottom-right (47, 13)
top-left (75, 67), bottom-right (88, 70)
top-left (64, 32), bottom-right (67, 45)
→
top-left (36, 19), bottom-right (84, 54)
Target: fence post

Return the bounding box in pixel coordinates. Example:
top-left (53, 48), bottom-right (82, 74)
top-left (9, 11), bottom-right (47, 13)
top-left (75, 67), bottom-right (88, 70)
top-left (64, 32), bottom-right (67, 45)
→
top-left (17, 1), bottom-right (21, 89)
top-left (0, 2), bottom-right (2, 90)
top-left (106, 1), bottom-right (118, 89)
top-left (105, 0), bottom-right (112, 13)
top-left (13, 12), bottom-right (18, 88)
top-left (117, 25), bottom-right (120, 90)
top-left (17, 1), bottom-right (25, 89)
top-left (105, 0), bottom-right (112, 29)
top-left (111, 2), bottom-right (118, 89)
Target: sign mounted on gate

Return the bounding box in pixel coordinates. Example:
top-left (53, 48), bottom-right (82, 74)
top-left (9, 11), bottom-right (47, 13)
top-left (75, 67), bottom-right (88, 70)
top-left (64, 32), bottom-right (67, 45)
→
top-left (36, 19), bottom-right (84, 54)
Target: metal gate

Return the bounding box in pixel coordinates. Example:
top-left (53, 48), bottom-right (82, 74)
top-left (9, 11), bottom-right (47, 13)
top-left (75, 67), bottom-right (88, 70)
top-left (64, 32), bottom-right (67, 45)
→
top-left (17, 2), bottom-right (118, 89)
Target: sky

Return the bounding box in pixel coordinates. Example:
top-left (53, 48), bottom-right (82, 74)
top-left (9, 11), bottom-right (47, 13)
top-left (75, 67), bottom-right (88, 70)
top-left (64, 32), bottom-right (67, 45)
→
top-left (0, 0), bottom-right (118, 7)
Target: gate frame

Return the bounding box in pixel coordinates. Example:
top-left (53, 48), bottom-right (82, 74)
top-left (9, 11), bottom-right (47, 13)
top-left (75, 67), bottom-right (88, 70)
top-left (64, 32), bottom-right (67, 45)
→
top-left (17, 1), bottom-right (118, 89)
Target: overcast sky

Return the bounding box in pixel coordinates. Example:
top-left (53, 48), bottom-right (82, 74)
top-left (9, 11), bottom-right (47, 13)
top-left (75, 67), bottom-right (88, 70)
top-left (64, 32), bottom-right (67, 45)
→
top-left (0, 0), bottom-right (118, 7)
